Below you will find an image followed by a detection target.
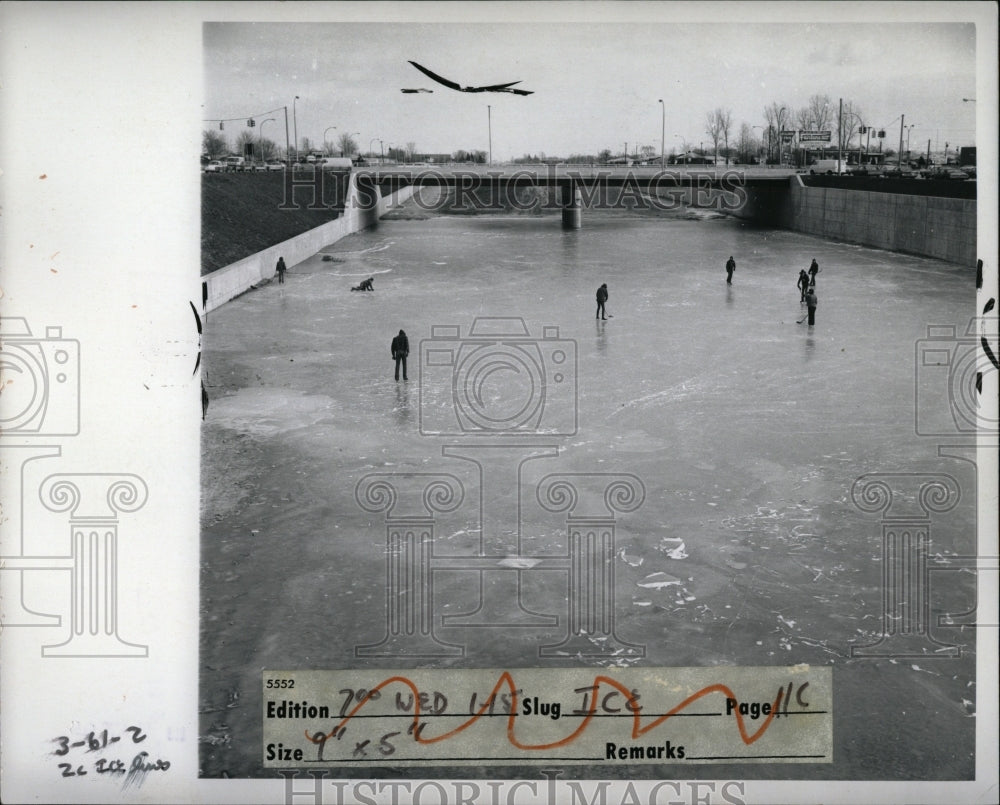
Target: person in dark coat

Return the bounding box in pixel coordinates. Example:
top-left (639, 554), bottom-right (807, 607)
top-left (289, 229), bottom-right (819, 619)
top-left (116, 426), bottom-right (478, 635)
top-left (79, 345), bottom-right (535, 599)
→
top-left (805, 286), bottom-right (818, 326)
top-left (726, 255), bottom-right (736, 285)
top-left (276, 256), bottom-right (287, 284)
top-left (391, 329), bottom-right (409, 381)
top-left (351, 277), bottom-right (374, 291)
top-left (596, 283), bottom-right (608, 320)
top-left (808, 258), bottom-right (820, 284)
top-left (797, 269), bottom-right (810, 302)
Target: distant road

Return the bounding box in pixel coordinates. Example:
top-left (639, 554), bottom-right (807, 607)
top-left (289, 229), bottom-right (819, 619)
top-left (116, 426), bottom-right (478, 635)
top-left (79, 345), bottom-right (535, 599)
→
top-left (357, 163), bottom-right (799, 179)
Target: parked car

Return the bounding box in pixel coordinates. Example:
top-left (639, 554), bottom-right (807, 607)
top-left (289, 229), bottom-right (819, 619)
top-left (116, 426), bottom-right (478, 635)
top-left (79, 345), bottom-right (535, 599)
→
top-left (202, 160), bottom-right (224, 172)
top-left (265, 161), bottom-right (285, 171)
top-left (923, 167), bottom-right (970, 180)
top-left (314, 157), bottom-right (354, 170)
top-left (880, 167), bottom-right (919, 178)
top-left (808, 159), bottom-right (849, 175)
top-left (223, 156), bottom-right (247, 172)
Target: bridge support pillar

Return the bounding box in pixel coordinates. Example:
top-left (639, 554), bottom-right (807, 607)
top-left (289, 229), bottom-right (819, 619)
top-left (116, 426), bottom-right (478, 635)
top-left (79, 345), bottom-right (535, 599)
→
top-left (560, 181), bottom-right (582, 229)
top-left (347, 173), bottom-right (380, 231)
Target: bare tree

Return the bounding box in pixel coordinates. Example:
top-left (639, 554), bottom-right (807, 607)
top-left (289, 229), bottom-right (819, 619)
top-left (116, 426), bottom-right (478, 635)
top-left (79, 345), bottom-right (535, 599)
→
top-left (202, 130), bottom-right (227, 158)
top-left (300, 136), bottom-right (314, 155)
top-left (763, 102), bottom-right (791, 163)
top-left (235, 130), bottom-right (257, 159)
top-left (735, 122), bottom-right (760, 164)
top-left (705, 108), bottom-right (733, 165)
top-left (406, 141), bottom-right (416, 162)
top-left (259, 138), bottom-right (278, 161)
top-left (719, 108), bottom-right (733, 165)
top-left (807, 94), bottom-right (833, 132)
top-left (337, 133), bottom-right (358, 157)
top-left (837, 100), bottom-right (864, 150)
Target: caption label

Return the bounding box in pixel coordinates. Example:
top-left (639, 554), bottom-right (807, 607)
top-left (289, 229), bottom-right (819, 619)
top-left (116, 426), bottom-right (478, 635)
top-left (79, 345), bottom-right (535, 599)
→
top-left (262, 667), bottom-right (831, 766)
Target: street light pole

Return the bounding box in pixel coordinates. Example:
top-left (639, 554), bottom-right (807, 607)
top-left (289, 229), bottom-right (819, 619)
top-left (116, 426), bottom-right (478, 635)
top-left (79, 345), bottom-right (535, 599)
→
top-left (488, 105), bottom-right (492, 167)
top-left (292, 95), bottom-right (300, 161)
top-left (324, 126), bottom-right (337, 155)
top-left (282, 107), bottom-right (290, 163)
top-left (658, 99), bottom-right (665, 167)
top-left (260, 117), bottom-right (276, 163)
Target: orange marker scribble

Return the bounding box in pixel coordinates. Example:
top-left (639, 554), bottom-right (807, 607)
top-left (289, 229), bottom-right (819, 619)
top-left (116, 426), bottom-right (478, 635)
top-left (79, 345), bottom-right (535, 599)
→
top-left (305, 671), bottom-right (785, 752)
top-left (39, 174), bottom-right (47, 180)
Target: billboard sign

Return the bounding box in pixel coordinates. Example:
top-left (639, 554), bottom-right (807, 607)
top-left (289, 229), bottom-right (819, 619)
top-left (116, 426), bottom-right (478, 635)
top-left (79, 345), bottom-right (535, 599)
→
top-left (799, 130), bottom-right (833, 143)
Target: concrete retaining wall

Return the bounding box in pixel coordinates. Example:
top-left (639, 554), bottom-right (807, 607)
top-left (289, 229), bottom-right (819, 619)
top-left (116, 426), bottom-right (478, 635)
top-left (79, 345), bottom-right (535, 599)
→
top-left (203, 176), bottom-right (414, 312)
top-left (731, 176), bottom-right (976, 266)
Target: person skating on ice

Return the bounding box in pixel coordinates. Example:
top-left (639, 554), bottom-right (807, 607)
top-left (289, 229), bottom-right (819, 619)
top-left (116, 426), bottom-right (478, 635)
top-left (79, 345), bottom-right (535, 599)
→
top-left (726, 255), bottom-right (736, 285)
top-left (805, 285), bottom-right (818, 326)
top-left (797, 269), bottom-right (810, 302)
top-left (596, 283), bottom-right (608, 320)
top-left (391, 329), bottom-right (409, 381)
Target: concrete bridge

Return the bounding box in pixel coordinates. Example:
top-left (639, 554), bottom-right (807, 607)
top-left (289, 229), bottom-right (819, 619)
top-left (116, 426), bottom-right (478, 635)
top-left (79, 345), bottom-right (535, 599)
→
top-left (280, 164), bottom-right (791, 229)
top-left (350, 165), bottom-right (791, 228)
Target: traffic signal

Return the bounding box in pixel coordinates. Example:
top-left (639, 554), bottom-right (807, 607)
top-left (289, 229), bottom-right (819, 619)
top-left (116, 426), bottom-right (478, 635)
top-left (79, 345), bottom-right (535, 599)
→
top-left (219, 121), bottom-right (224, 130)
top-left (878, 129), bottom-right (885, 138)
top-left (247, 118), bottom-right (255, 127)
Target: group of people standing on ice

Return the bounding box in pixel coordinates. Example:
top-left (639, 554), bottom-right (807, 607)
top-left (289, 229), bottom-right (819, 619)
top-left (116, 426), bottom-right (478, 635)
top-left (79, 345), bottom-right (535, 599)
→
top-left (724, 255), bottom-right (821, 326)
top-left (797, 258), bottom-right (820, 325)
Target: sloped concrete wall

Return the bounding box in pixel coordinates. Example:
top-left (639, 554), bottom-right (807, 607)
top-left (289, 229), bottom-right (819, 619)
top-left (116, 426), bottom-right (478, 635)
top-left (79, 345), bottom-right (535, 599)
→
top-left (732, 176), bottom-right (975, 266)
top-left (202, 177), bottom-right (413, 312)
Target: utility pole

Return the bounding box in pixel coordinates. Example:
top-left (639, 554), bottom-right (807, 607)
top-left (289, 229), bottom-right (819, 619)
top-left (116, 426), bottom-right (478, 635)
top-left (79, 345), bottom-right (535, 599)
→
top-left (837, 97), bottom-right (843, 171)
top-left (488, 105), bottom-right (492, 167)
top-left (897, 114), bottom-right (905, 169)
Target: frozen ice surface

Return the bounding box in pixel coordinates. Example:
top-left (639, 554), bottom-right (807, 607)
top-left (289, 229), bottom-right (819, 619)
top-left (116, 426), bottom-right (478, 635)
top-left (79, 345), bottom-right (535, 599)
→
top-left (200, 213), bottom-right (977, 780)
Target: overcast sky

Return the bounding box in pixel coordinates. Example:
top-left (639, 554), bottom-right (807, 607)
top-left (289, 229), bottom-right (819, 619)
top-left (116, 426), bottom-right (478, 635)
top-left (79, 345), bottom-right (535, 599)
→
top-left (204, 18), bottom-right (977, 160)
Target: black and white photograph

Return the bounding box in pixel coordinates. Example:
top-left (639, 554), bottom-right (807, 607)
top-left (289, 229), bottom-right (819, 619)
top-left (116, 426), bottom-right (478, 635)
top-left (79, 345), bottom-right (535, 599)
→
top-left (1, 3), bottom-right (997, 804)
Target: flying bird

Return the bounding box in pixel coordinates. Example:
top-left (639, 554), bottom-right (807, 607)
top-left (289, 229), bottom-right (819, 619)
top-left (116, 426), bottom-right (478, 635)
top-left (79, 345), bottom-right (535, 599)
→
top-left (407, 61), bottom-right (533, 95)
top-left (401, 88), bottom-right (434, 94)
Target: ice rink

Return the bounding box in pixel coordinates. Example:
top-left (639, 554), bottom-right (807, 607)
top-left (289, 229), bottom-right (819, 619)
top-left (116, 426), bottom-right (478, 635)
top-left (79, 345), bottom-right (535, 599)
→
top-left (200, 210), bottom-right (978, 779)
